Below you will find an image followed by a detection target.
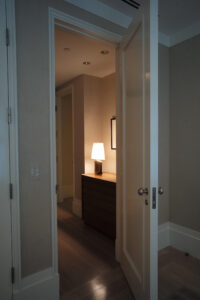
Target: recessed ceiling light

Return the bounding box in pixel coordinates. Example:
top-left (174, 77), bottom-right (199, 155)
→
top-left (100, 50), bottom-right (109, 55)
top-left (64, 47), bottom-right (70, 51)
top-left (83, 61), bottom-right (91, 65)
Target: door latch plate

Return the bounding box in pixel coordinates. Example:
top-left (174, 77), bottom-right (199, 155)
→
top-left (152, 187), bottom-right (156, 209)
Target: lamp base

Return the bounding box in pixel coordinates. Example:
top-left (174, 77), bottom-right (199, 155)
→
top-left (95, 160), bottom-right (102, 175)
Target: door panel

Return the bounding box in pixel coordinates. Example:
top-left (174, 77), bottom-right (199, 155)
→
top-left (120, 1), bottom-right (158, 299)
top-left (124, 23), bottom-right (143, 280)
top-left (0, 0), bottom-right (12, 299)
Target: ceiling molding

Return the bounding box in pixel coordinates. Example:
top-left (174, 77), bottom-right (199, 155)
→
top-left (170, 20), bottom-right (200, 47)
top-left (159, 20), bottom-right (200, 48)
top-left (52, 8), bottom-right (122, 43)
top-left (63, 0), bottom-right (200, 48)
top-left (158, 32), bottom-right (170, 47)
top-left (64, 0), bottom-right (132, 29)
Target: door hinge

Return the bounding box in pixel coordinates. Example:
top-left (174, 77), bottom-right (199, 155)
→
top-left (56, 184), bottom-right (59, 194)
top-left (6, 28), bottom-right (9, 47)
top-left (11, 267), bottom-right (15, 284)
top-left (152, 187), bottom-right (156, 209)
top-left (8, 107), bottom-right (12, 124)
top-left (9, 183), bottom-right (13, 199)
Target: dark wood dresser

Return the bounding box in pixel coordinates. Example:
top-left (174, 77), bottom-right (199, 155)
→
top-left (82, 173), bottom-right (116, 239)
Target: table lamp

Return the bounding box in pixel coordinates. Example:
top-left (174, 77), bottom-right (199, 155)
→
top-left (91, 143), bottom-right (105, 175)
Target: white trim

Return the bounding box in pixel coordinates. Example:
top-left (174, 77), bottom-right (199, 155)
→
top-left (56, 85), bottom-right (75, 204)
top-left (159, 21), bottom-right (200, 48)
top-left (6, 0), bottom-right (21, 291)
top-left (72, 197), bottom-right (82, 217)
top-left (55, 21), bottom-right (118, 46)
top-left (158, 222), bottom-right (200, 260)
top-left (158, 222), bottom-right (170, 250)
top-left (48, 5), bottom-right (120, 287)
top-left (158, 32), bottom-right (170, 47)
top-left (13, 268), bottom-right (59, 300)
top-left (64, 0), bottom-right (132, 29)
top-left (170, 223), bottom-right (200, 260)
top-left (149, 1), bottom-right (159, 299)
top-left (50, 7), bottom-right (122, 43)
top-left (61, 185), bottom-right (73, 199)
top-left (170, 20), bottom-right (200, 47)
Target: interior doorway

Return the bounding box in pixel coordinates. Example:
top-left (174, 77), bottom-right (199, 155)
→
top-left (54, 22), bottom-right (133, 299)
top-left (49, 1), bottom-right (159, 298)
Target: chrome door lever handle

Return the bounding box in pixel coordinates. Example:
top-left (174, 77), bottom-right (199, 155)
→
top-left (138, 188), bottom-right (148, 195)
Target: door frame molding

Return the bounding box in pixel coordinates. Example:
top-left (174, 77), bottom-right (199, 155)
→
top-left (48, 7), bottom-right (121, 276)
top-left (56, 85), bottom-right (74, 204)
top-left (6, 0), bottom-right (21, 292)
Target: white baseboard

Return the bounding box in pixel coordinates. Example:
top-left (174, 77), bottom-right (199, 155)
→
top-left (158, 222), bottom-right (170, 250)
top-left (13, 268), bottom-right (59, 300)
top-left (72, 197), bottom-right (82, 217)
top-left (57, 185), bottom-right (73, 203)
top-left (170, 223), bottom-right (200, 259)
top-left (159, 222), bottom-right (200, 259)
top-left (62, 184), bottom-right (73, 199)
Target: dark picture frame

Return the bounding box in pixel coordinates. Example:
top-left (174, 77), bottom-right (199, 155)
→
top-left (111, 117), bottom-right (116, 150)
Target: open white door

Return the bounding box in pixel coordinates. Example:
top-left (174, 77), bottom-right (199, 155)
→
top-left (119, 0), bottom-right (158, 299)
top-left (0, 0), bottom-right (13, 299)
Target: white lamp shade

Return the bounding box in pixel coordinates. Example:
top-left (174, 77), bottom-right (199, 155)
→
top-left (91, 143), bottom-right (105, 161)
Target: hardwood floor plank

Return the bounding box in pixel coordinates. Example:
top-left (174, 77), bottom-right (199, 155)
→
top-left (58, 200), bottom-right (200, 300)
top-left (58, 199), bottom-right (135, 300)
top-left (159, 247), bottom-right (200, 300)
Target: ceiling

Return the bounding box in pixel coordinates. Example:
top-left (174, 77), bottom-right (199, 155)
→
top-left (56, 0), bottom-right (200, 86)
top-left (55, 26), bottom-right (115, 87)
top-left (99, 0), bottom-right (200, 37)
top-left (159, 0), bottom-right (200, 36)
top-left (64, 0), bottom-right (200, 46)
top-left (98, 0), bottom-right (139, 19)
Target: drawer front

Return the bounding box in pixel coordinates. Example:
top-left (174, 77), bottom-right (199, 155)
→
top-left (82, 176), bottom-right (116, 239)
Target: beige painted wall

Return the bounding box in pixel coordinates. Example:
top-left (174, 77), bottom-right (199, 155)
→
top-left (58, 74), bottom-right (116, 215)
top-left (61, 94), bottom-right (73, 198)
top-left (84, 75), bottom-right (102, 173)
top-left (158, 36), bottom-right (200, 232)
top-left (84, 74), bottom-right (116, 174)
top-left (158, 44), bottom-right (170, 225)
top-left (170, 34), bottom-right (200, 232)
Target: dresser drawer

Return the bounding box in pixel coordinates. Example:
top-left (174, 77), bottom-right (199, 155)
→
top-left (82, 174), bottom-right (116, 239)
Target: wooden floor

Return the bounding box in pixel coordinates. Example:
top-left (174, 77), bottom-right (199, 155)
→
top-left (58, 199), bottom-right (200, 300)
top-left (57, 199), bottom-right (134, 300)
top-left (159, 247), bottom-right (200, 300)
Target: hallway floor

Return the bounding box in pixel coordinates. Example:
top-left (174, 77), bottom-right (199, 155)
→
top-left (158, 247), bottom-right (200, 300)
top-left (58, 199), bottom-right (200, 300)
top-left (57, 199), bottom-right (134, 300)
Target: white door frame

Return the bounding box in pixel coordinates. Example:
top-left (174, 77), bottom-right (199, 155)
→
top-left (56, 85), bottom-right (74, 204)
top-left (49, 7), bottom-right (122, 274)
top-left (4, 0), bottom-right (21, 293)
